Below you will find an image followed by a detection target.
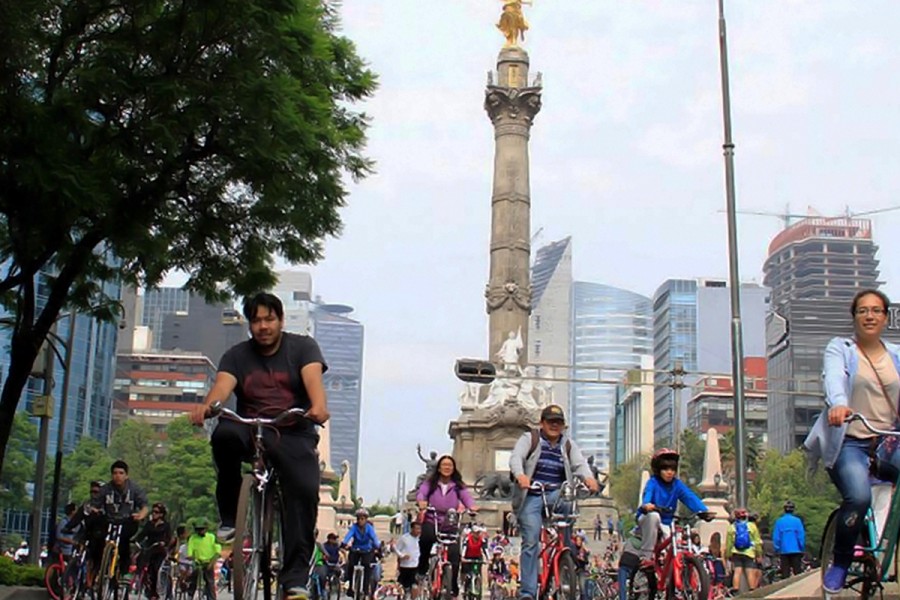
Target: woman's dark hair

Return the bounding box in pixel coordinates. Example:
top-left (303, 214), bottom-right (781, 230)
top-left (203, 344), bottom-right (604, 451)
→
top-left (426, 454), bottom-right (466, 493)
top-left (152, 502), bottom-right (167, 516)
top-left (850, 289), bottom-right (890, 317)
top-left (243, 292), bottom-right (284, 321)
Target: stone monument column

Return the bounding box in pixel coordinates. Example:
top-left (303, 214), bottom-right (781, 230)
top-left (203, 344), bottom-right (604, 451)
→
top-left (484, 47), bottom-right (542, 364)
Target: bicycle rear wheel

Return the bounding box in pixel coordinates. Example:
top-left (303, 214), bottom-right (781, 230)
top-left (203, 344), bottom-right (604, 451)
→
top-left (234, 474), bottom-right (264, 600)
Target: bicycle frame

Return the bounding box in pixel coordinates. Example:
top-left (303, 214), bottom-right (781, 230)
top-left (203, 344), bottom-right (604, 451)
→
top-left (532, 482), bottom-right (578, 596)
top-left (836, 414), bottom-right (900, 583)
top-left (213, 404), bottom-right (306, 600)
top-left (646, 516), bottom-right (699, 593)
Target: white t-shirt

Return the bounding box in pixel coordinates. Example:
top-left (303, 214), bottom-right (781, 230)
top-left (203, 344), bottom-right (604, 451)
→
top-left (395, 534), bottom-right (420, 569)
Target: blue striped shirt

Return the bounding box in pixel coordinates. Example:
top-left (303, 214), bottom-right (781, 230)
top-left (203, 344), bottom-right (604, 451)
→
top-left (530, 435), bottom-right (565, 493)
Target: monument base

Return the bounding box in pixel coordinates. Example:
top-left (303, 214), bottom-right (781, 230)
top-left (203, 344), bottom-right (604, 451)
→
top-left (696, 497), bottom-right (730, 547)
top-left (449, 399), bottom-right (539, 486)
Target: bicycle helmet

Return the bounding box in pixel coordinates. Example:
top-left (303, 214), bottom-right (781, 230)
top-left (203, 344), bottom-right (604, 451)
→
top-left (356, 508), bottom-right (370, 518)
top-left (492, 547), bottom-right (503, 555)
top-left (650, 448), bottom-right (680, 475)
top-left (783, 500), bottom-right (795, 513)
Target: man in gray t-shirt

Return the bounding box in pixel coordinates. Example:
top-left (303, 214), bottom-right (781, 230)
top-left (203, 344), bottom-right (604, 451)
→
top-left (191, 292), bottom-right (329, 600)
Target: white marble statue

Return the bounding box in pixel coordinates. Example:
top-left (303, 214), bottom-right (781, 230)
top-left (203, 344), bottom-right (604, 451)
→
top-left (496, 327), bottom-right (524, 376)
top-left (483, 377), bottom-right (514, 408)
top-left (458, 382), bottom-right (481, 408)
top-left (515, 373), bottom-right (539, 410)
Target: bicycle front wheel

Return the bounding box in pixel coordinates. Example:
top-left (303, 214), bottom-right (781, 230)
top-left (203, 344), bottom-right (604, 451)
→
top-left (555, 553), bottom-right (578, 600)
top-left (156, 562), bottom-right (172, 600)
top-left (261, 482), bottom-right (283, 600)
top-left (46, 563), bottom-right (65, 600)
top-left (98, 545), bottom-right (119, 600)
top-left (665, 555), bottom-right (708, 600)
top-left (234, 474), bottom-right (264, 600)
top-left (440, 564), bottom-right (453, 600)
top-left (819, 508), bottom-right (840, 599)
top-left (626, 568), bottom-right (656, 600)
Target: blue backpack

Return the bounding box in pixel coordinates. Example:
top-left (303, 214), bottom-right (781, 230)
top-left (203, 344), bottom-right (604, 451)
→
top-left (734, 520), bottom-right (751, 551)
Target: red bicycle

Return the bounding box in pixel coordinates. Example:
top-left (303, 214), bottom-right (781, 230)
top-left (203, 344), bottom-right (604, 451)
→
top-left (626, 511), bottom-right (711, 600)
top-left (530, 481), bottom-right (583, 600)
top-left (425, 507), bottom-right (461, 600)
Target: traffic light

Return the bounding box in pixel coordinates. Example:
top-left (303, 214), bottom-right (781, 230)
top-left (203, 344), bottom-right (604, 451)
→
top-left (455, 359), bottom-right (496, 384)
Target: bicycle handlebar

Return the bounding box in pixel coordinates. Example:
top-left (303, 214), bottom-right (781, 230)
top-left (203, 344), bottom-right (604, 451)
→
top-left (208, 402), bottom-right (307, 426)
top-left (843, 413), bottom-right (900, 437)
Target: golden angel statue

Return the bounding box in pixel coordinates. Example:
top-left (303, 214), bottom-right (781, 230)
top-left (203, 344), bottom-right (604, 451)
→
top-left (497, 0), bottom-right (532, 47)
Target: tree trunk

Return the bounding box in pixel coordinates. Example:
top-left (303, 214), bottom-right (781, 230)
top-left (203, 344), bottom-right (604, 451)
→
top-left (0, 330), bottom-right (42, 476)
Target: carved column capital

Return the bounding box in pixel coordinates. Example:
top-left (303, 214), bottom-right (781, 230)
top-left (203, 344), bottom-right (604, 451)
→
top-left (484, 86), bottom-right (543, 126)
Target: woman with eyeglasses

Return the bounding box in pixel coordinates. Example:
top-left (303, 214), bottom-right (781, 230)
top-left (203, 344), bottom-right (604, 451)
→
top-left (135, 503), bottom-right (174, 600)
top-left (805, 289), bottom-right (900, 593)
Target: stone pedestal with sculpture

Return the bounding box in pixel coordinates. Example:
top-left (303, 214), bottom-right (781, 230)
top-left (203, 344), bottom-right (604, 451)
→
top-left (696, 428), bottom-right (732, 547)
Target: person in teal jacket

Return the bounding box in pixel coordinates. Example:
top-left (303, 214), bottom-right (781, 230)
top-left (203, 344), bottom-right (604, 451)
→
top-left (772, 500), bottom-right (806, 578)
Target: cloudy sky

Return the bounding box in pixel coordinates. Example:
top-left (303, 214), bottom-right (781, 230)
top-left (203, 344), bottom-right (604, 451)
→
top-left (298, 1), bottom-right (900, 502)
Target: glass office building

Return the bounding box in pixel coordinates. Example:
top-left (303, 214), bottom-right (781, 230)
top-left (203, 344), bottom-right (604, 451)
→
top-left (570, 282), bottom-right (652, 468)
top-left (311, 305), bottom-right (364, 487)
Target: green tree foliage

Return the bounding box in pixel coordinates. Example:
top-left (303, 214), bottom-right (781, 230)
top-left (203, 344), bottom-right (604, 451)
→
top-left (609, 455), bottom-right (648, 529)
top-left (150, 417), bottom-right (217, 526)
top-left (0, 0), bottom-right (376, 475)
top-left (676, 430), bottom-right (706, 492)
top-left (367, 502), bottom-right (397, 517)
top-left (59, 435), bottom-right (110, 505)
top-left (108, 419), bottom-right (158, 484)
top-left (0, 412), bottom-right (37, 511)
top-left (749, 449), bottom-right (838, 556)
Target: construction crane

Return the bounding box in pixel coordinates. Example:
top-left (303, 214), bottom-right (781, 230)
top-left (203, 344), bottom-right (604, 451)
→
top-left (721, 204), bottom-right (900, 228)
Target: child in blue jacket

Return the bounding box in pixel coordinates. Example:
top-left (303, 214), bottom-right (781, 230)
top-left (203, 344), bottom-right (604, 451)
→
top-left (617, 448), bottom-right (709, 600)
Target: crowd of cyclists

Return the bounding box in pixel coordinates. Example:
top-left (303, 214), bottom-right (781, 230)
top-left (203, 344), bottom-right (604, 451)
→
top-left (42, 461), bottom-right (238, 600)
top-left (31, 286), bottom-right (900, 600)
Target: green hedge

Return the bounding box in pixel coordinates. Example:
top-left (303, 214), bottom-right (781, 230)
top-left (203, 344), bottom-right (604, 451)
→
top-left (0, 556), bottom-right (45, 586)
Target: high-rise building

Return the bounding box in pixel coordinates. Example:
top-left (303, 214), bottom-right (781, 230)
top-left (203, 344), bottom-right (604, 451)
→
top-left (112, 350), bottom-right (216, 432)
top-left (611, 355), bottom-right (655, 468)
top-left (140, 287), bottom-right (190, 345)
top-left (686, 357), bottom-right (768, 439)
top-left (0, 275), bottom-right (122, 454)
top-left (159, 295), bottom-right (247, 365)
top-left (763, 216), bottom-right (896, 452)
top-left (272, 270), bottom-right (365, 488)
top-left (570, 282), bottom-right (652, 468)
top-left (529, 238), bottom-right (572, 411)
top-left (311, 304), bottom-right (364, 487)
top-left (652, 279), bottom-right (768, 445)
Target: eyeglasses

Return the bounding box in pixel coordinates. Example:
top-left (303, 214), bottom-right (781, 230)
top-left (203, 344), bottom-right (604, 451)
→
top-left (151, 510), bottom-right (161, 514)
top-left (855, 307), bottom-right (886, 316)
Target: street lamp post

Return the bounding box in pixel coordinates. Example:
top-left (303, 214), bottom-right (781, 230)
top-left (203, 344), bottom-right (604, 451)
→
top-left (716, 0), bottom-right (749, 509)
top-left (28, 327), bottom-right (56, 564)
top-left (47, 314), bottom-right (76, 552)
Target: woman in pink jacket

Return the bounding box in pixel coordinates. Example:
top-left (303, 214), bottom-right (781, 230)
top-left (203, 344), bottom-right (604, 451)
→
top-left (416, 455), bottom-right (478, 597)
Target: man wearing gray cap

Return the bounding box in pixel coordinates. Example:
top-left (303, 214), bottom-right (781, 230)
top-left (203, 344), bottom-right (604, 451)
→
top-left (509, 404), bottom-right (600, 600)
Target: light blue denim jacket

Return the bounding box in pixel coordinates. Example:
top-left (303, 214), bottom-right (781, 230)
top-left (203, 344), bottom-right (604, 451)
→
top-left (804, 337), bottom-right (900, 469)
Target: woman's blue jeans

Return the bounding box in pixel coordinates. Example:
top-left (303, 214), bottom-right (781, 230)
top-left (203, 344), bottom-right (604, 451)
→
top-left (828, 437), bottom-right (900, 564)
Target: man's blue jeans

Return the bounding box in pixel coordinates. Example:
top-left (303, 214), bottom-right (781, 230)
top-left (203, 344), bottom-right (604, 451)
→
top-left (828, 437), bottom-right (900, 564)
top-left (517, 489), bottom-right (570, 599)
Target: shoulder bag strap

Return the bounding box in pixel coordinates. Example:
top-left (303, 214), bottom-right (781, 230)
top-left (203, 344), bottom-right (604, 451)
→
top-left (858, 344), bottom-right (900, 423)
